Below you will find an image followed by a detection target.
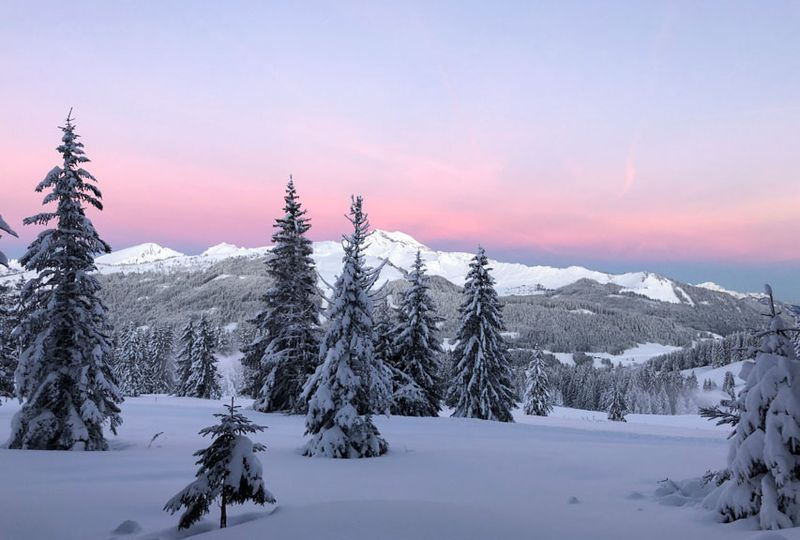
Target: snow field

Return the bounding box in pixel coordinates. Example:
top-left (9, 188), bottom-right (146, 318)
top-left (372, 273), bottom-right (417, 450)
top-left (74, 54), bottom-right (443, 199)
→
top-left (0, 397), bottom-right (787, 540)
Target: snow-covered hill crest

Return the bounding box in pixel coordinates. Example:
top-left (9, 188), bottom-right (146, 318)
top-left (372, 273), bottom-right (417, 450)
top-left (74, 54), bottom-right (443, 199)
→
top-left (95, 243), bottom-right (184, 266)
top-left (695, 281), bottom-right (765, 300)
top-left (79, 230), bottom-right (711, 305)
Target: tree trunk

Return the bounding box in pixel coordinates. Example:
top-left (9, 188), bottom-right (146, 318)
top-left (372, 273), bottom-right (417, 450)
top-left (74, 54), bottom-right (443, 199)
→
top-left (220, 491), bottom-right (227, 529)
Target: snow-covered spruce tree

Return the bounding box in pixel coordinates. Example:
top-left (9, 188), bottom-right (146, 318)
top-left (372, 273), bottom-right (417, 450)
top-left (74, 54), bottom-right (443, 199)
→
top-left (373, 300), bottom-right (398, 367)
top-left (376, 300), bottom-right (427, 415)
top-left (145, 325), bottom-right (174, 394)
top-left (448, 247), bottom-right (516, 422)
top-left (790, 305), bottom-right (800, 361)
top-left (241, 177), bottom-right (320, 414)
top-left (711, 340), bottom-right (727, 368)
top-left (0, 283), bottom-right (19, 401)
top-left (114, 323), bottom-right (145, 397)
top-left (164, 398), bottom-right (275, 530)
top-left (707, 286), bottom-right (800, 529)
top-left (174, 320), bottom-right (195, 396)
top-left (0, 214), bottom-right (18, 268)
top-left (686, 370), bottom-right (699, 393)
top-left (8, 112), bottom-right (122, 450)
top-left (390, 251), bottom-right (443, 416)
top-left (722, 371), bottom-right (736, 399)
top-left (184, 317), bottom-right (222, 399)
top-left (523, 349), bottom-right (552, 416)
top-left (301, 196), bottom-right (388, 458)
top-left (606, 381), bottom-right (628, 422)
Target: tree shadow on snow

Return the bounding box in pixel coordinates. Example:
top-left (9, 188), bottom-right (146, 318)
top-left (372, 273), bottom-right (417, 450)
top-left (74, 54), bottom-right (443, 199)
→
top-left (128, 506), bottom-right (279, 539)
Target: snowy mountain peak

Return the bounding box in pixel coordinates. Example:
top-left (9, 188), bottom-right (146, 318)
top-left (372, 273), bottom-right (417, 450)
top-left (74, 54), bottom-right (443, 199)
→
top-left (96, 243), bottom-right (183, 266)
top-left (201, 243), bottom-right (256, 258)
top-left (369, 230), bottom-right (428, 250)
top-left (68, 231), bottom-right (749, 308)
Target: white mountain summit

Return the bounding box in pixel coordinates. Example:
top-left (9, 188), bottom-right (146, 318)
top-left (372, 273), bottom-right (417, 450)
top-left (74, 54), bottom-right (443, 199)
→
top-left (95, 243), bottom-right (183, 266)
top-left (80, 230), bottom-right (717, 305)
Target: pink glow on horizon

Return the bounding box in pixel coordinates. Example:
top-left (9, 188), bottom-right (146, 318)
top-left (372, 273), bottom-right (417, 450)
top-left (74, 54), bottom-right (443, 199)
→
top-left (1, 119), bottom-right (798, 265)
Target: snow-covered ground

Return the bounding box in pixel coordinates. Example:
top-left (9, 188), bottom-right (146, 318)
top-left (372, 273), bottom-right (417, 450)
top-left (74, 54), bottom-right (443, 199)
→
top-left (684, 361), bottom-right (749, 407)
top-left (0, 396), bottom-right (790, 540)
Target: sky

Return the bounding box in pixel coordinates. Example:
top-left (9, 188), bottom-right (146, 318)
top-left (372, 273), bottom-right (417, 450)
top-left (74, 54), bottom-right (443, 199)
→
top-left (0, 1), bottom-right (798, 301)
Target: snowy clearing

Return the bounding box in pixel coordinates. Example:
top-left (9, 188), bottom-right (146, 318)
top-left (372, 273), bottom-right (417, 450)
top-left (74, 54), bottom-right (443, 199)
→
top-left (0, 396), bottom-right (789, 540)
top-left (548, 342), bottom-right (682, 368)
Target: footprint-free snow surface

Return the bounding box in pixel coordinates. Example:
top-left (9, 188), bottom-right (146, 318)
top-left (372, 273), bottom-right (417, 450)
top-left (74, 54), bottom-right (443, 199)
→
top-left (0, 397), bottom-right (792, 540)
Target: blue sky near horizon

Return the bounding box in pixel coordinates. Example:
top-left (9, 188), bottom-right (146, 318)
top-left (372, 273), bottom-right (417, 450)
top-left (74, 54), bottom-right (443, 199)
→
top-left (0, 0), bottom-right (798, 301)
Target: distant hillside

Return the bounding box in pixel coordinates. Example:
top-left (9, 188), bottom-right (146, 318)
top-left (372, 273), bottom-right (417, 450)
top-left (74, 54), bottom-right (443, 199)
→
top-left (1, 230), bottom-right (776, 356)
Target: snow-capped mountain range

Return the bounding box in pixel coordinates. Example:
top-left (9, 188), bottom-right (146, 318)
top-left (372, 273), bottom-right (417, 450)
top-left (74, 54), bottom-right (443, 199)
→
top-left (3, 229), bottom-right (757, 304)
top-left (31, 230), bottom-right (739, 305)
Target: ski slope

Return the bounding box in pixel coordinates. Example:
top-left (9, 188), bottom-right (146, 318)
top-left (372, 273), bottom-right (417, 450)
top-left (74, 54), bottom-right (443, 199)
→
top-left (0, 396), bottom-right (788, 540)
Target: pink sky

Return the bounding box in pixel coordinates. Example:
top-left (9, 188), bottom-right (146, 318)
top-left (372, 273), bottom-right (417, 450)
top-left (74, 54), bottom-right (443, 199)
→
top-left (1, 2), bottom-right (799, 284)
top-left (2, 107), bottom-right (797, 265)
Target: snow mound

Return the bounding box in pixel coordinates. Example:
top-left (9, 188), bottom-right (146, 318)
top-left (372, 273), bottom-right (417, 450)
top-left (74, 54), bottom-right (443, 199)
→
top-left (96, 243), bottom-right (183, 266)
top-left (750, 533), bottom-right (789, 540)
top-left (654, 477), bottom-right (714, 507)
top-left (111, 519), bottom-right (141, 534)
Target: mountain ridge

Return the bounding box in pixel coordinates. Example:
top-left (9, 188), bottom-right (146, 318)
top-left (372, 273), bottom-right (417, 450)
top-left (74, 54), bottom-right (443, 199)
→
top-left (4, 229), bottom-right (756, 305)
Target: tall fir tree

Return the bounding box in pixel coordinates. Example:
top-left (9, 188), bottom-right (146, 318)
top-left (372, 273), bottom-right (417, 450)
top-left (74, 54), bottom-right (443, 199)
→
top-left (708, 286), bottom-right (800, 529)
top-left (184, 317), bottom-right (222, 399)
top-left (685, 370), bottom-right (699, 393)
top-left (376, 300), bottom-right (428, 416)
top-left (8, 112), bottom-right (122, 450)
top-left (0, 214), bottom-right (18, 268)
top-left (114, 323), bottom-right (145, 397)
top-left (301, 196), bottom-right (388, 458)
top-left (791, 305), bottom-right (800, 361)
top-left (711, 340), bottom-right (727, 368)
top-left (523, 349), bottom-right (552, 416)
top-left (164, 399), bottom-right (276, 530)
top-left (0, 282), bottom-right (19, 401)
top-left (242, 178), bottom-right (320, 413)
top-left (148, 325), bottom-right (175, 394)
top-left (606, 380), bottom-right (628, 422)
top-left (722, 370), bottom-right (736, 399)
top-left (373, 300), bottom-right (398, 368)
top-left (174, 320), bottom-right (195, 396)
top-left (448, 247), bottom-right (516, 422)
top-left (390, 251), bottom-right (443, 417)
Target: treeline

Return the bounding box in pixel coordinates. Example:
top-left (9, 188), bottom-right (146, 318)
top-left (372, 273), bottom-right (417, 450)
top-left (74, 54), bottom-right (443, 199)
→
top-left (502, 349), bottom-right (699, 416)
top-left (647, 332), bottom-right (757, 372)
top-left (547, 362), bottom-right (698, 415)
top-left (503, 296), bottom-right (696, 354)
top-left (94, 262), bottom-right (769, 360)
